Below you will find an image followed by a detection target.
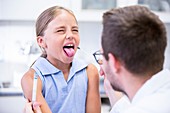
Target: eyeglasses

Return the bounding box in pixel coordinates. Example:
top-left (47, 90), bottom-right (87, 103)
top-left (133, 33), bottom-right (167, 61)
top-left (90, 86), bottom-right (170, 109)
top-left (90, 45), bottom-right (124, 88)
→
top-left (93, 50), bottom-right (103, 65)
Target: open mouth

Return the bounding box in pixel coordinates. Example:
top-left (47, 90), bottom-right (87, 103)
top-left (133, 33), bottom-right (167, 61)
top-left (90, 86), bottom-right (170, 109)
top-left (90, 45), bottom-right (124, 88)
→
top-left (63, 44), bottom-right (75, 57)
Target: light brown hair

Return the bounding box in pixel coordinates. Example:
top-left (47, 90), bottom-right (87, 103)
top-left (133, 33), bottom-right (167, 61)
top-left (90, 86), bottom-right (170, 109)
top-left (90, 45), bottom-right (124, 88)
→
top-left (35, 6), bottom-right (77, 58)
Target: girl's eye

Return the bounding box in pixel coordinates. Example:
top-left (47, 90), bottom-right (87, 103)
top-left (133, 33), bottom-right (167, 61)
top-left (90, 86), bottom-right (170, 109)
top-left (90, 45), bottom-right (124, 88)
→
top-left (57, 30), bottom-right (65, 33)
top-left (73, 29), bottom-right (79, 33)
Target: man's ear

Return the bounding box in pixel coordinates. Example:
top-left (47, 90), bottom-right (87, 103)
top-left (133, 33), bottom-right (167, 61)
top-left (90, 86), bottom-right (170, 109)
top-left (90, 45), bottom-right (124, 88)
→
top-left (37, 36), bottom-right (47, 48)
top-left (108, 53), bottom-right (121, 73)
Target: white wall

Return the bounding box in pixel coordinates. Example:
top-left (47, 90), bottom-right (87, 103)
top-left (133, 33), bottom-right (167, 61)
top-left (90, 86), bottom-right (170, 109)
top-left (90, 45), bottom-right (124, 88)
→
top-left (164, 23), bottom-right (170, 69)
top-left (0, 20), bottom-right (170, 82)
top-left (0, 21), bottom-right (36, 83)
top-left (0, 20), bottom-right (102, 82)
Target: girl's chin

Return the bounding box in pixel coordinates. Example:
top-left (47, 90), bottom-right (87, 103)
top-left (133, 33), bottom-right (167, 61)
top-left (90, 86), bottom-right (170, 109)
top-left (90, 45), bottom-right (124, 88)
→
top-left (63, 57), bottom-right (74, 63)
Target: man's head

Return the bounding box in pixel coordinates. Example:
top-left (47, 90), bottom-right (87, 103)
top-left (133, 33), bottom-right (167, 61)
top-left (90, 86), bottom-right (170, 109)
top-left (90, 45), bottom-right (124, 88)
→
top-left (102, 5), bottom-right (167, 76)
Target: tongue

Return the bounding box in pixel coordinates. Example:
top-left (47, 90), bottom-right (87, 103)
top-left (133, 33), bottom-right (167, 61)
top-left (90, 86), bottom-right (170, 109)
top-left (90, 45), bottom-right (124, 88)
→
top-left (64, 48), bottom-right (75, 57)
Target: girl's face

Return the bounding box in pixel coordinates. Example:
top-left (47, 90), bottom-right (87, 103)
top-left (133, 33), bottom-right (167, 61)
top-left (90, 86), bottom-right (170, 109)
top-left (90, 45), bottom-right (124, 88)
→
top-left (38, 10), bottom-right (80, 64)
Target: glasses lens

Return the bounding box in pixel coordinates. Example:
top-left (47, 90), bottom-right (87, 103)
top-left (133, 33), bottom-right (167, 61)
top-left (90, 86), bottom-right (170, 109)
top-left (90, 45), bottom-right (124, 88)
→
top-left (94, 51), bottom-right (103, 65)
top-left (98, 59), bottom-right (103, 65)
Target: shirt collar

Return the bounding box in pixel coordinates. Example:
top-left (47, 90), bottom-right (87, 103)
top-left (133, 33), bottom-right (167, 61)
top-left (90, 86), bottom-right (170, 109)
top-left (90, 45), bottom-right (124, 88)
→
top-left (34, 57), bottom-right (88, 76)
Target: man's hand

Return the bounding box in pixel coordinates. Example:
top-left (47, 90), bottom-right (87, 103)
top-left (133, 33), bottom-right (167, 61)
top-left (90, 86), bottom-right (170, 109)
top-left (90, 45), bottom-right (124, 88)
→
top-left (104, 77), bottom-right (122, 107)
top-left (23, 99), bottom-right (42, 113)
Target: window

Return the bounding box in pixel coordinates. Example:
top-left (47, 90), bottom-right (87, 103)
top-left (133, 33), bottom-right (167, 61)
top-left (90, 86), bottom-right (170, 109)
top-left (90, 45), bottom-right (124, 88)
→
top-left (138, 0), bottom-right (170, 12)
top-left (82, 0), bottom-right (117, 10)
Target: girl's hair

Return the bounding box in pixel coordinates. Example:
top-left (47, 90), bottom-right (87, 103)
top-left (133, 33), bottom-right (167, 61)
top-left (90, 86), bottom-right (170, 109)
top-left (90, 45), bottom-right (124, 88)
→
top-left (30, 6), bottom-right (77, 67)
top-left (36, 6), bottom-right (77, 37)
top-left (35, 6), bottom-right (77, 58)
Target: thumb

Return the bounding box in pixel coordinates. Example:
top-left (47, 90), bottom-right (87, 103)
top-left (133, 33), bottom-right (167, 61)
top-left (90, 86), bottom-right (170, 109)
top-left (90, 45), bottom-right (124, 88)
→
top-left (33, 102), bottom-right (42, 113)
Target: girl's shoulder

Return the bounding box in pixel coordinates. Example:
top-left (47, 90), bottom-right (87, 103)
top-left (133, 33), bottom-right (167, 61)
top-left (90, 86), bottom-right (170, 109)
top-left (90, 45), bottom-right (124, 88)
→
top-left (86, 63), bottom-right (99, 79)
top-left (22, 68), bottom-right (35, 80)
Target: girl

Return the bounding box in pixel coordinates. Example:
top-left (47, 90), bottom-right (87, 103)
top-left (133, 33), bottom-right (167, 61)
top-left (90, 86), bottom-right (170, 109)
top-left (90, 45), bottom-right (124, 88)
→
top-left (21, 6), bottom-right (101, 113)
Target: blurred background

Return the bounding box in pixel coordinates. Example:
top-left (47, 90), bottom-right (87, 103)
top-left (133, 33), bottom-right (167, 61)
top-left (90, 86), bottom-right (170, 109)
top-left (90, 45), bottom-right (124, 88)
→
top-left (0, 0), bottom-right (170, 113)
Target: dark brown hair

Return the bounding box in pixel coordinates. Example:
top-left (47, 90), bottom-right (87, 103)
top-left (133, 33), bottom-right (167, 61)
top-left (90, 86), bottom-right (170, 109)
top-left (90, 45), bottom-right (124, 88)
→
top-left (102, 5), bottom-right (167, 75)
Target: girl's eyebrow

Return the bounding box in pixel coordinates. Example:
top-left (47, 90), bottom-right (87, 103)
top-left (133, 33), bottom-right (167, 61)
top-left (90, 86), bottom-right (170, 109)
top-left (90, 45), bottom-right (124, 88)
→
top-left (55, 26), bottom-right (65, 29)
top-left (54, 25), bottom-right (78, 30)
top-left (72, 26), bottom-right (78, 29)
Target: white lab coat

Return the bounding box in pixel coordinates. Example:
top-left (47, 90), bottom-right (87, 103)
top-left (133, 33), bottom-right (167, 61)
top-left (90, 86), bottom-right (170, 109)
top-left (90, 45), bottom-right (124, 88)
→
top-left (110, 69), bottom-right (170, 113)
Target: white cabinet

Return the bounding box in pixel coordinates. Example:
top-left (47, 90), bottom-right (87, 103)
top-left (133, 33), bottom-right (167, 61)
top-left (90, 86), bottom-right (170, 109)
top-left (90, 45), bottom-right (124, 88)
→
top-left (70, 0), bottom-right (170, 23)
top-left (136, 0), bottom-right (170, 23)
top-left (1, 0), bottom-right (170, 22)
top-left (70, 0), bottom-right (138, 22)
top-left (0, 96), bottom-right (25, 113)
top-left (153, 12), bottom-right (170, 23)
top-left (0, 0), bottom-right (71, 20)
top-left (0, 1), bottom-right (2, 19)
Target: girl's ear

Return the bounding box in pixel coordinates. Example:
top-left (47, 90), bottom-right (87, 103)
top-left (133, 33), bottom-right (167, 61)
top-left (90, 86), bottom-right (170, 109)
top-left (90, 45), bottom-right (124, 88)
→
top-left (37, 36), bottom-right (46, 48)
top-left (108, 53), bottom-right (121, 73)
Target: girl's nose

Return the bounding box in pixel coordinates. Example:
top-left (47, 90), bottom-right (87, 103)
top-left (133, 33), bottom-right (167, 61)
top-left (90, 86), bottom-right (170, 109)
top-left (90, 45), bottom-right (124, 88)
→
top-left (66, 31), bottom-right (74, 40)
top-left (66, 35), bottom-right (73, 39)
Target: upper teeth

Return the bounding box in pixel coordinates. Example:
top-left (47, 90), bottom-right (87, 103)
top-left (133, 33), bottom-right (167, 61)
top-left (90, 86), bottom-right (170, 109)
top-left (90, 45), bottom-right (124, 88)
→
top-left (67, 44), bottom-right (73, 46)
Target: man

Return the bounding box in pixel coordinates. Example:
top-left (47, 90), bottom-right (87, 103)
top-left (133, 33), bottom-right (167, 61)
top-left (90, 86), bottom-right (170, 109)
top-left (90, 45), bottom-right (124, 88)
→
top-left (93, 5), bottom-right (170, 113)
